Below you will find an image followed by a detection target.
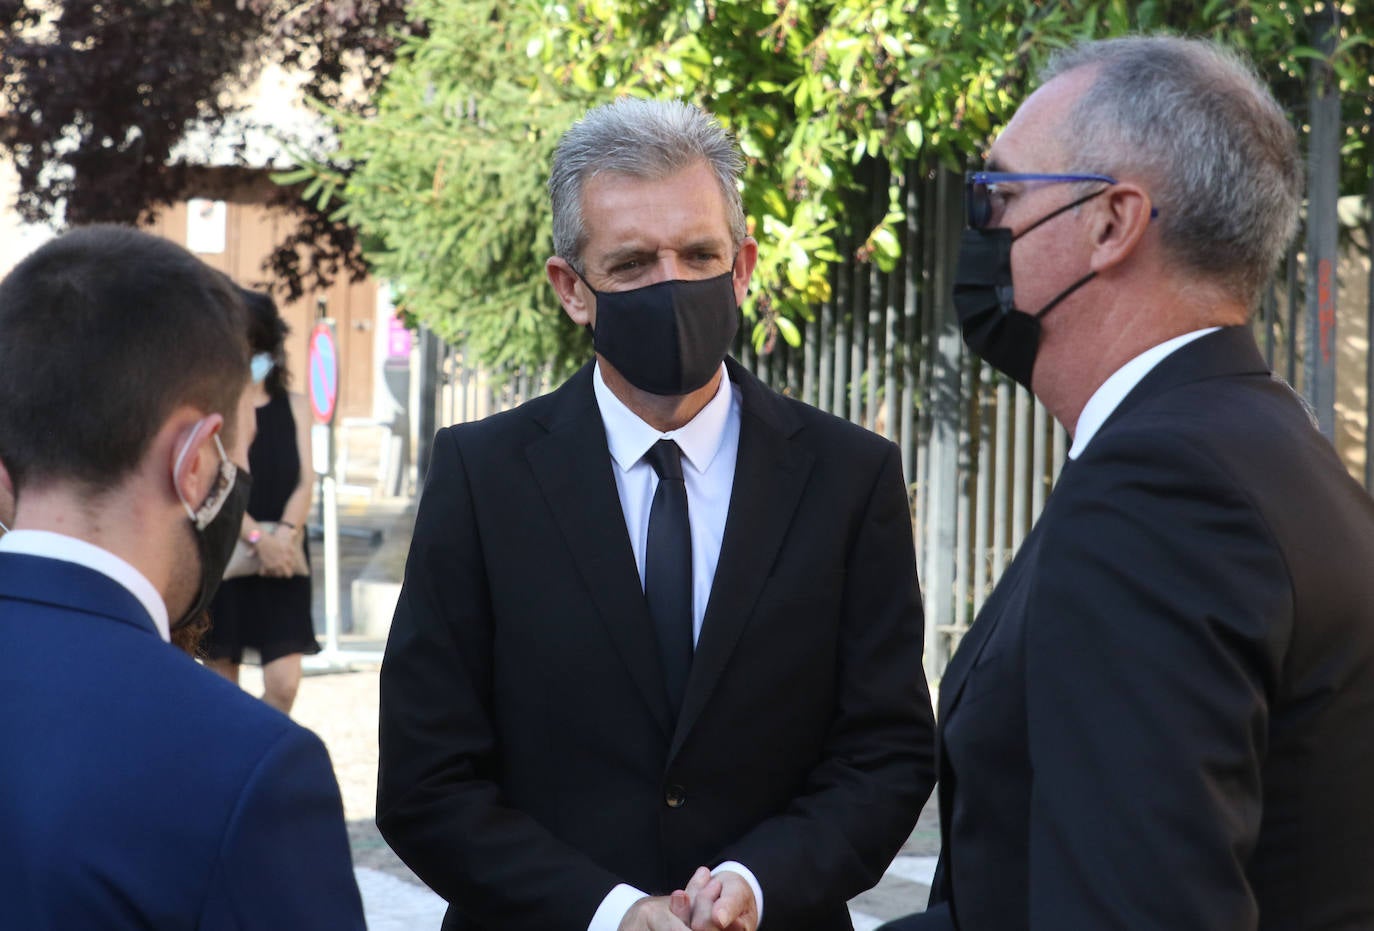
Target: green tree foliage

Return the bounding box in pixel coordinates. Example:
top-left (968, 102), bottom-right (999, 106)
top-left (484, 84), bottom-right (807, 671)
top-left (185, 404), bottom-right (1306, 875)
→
top-left (297, 0), bottom-right (594, 369)
top-left (317, 0), bottom-right (1373, 371)
top-left (0, 0), bottom-right (417, 299)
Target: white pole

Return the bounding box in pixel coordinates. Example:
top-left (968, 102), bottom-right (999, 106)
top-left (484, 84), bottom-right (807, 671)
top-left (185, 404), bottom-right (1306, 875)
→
top-left (322, 464), bottom-right (341, 657)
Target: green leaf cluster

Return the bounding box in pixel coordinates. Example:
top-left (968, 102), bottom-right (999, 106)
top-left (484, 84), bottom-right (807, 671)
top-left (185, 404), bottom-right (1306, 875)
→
top-left (311, 0), bottom-right (1374, 370)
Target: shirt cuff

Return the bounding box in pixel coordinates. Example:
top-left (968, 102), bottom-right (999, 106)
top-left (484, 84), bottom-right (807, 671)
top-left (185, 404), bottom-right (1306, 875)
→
top-left (713, 861), bottom-right (764, 926)
top-left (588, 883), bottom-right (648, 931)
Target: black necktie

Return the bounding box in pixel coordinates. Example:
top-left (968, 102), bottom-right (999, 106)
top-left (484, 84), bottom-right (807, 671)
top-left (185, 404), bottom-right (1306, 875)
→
top-left (644, 439), bottom-right (693, 717)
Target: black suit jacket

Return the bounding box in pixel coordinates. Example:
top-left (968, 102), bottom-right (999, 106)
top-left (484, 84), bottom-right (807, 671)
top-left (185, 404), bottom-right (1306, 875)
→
top-left (378, 357), bottom-right (936, 930)
top-left (883, 326), bottom-right (1374, 930)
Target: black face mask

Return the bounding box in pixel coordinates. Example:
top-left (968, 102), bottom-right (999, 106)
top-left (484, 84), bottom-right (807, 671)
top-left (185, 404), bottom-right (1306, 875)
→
top-left (585, 266), bottom-right (740, 396)
top-left (952, 189), bottom-right (1105, 389)
top-left (173, 433), bottom-right (252, 631)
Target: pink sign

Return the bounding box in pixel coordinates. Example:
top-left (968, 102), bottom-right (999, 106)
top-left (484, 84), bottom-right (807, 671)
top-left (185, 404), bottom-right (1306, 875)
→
top-left (387, 312), bottom-right (413, 359)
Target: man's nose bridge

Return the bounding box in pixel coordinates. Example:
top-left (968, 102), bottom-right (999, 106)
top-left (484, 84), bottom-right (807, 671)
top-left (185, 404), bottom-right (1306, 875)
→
top-left (654, 252), bottom-right (683, 283)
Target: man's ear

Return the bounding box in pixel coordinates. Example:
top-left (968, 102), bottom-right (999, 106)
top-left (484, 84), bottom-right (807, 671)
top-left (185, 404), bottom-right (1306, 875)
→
top-left (546, 257), bottom-right (595, 327)
top-left (170, 413), bottom-right (224, 514)
top-left (1088, 183), bottom-right (1153, 275)
top-left (732, 237), bottom-right (759, 307)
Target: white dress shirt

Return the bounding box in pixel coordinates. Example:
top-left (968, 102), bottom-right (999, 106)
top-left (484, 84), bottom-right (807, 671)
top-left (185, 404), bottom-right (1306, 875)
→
top-left (587, 361), bottom-right (764, 930)
top-left (1068, 328), bottom-right (1220, 459)
top-left (0, 529), bottom-right (171, 642)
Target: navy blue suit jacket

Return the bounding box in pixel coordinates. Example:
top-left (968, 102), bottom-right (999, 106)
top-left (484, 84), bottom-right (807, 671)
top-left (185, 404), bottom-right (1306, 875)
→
top-left (0, 551), bottom-right (365, 930)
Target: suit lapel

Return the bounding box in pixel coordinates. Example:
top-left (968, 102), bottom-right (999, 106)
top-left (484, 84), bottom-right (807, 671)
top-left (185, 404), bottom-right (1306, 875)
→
top-left (670, 361), bottom-right (814, 759)
top-left (524, 365), bottom-right (674, 737)
top-left (937, 460), bottom-right (1072, 724)
top-left (938, 533), bottom-right (1031, 724)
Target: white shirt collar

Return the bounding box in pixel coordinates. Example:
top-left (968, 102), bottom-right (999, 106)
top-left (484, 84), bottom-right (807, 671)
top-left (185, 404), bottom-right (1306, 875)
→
top-left (593, 361), bottom-right (735, 476)
top-left (1069, 327), bottom-right (1220, 459)
top-left (0, 529), bottom-right (171, 642)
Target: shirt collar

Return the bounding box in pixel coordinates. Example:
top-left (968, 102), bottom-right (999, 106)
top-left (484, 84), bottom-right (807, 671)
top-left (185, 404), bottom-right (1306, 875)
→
top-left (0, 529), bottom-right (170, 642)
top-left (1069, 327), bottom-right (1220, 459)
top-left (593, 361), bottom-right (735, 475)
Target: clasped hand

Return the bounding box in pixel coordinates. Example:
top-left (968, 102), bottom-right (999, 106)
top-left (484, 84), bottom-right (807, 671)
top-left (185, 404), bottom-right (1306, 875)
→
top-left (619, 867), bottom-right (758, 931)
top-left (254, 531), bottom-right (298, 577)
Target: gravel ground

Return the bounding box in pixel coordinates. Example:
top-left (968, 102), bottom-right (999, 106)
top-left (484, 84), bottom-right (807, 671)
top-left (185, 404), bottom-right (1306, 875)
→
top-left (237, 662), bottom-right (414, 879)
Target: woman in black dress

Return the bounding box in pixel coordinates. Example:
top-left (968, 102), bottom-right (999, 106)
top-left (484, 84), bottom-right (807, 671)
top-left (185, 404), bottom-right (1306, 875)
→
top-left (205, 288), bottom-right (319, 714)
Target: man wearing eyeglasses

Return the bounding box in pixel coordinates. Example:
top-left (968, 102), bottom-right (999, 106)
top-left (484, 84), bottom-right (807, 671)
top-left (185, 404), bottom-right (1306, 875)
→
top-left (0, 226), bottom-right (365, 928)
top-left (883, 35), bottom-right (1374, 931)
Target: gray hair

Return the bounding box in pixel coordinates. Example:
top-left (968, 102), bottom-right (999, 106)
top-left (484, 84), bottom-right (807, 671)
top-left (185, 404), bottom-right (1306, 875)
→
top-left (548, 98), bottom-right (747, 271)
top-left (1041, 36), bottom-right (1302, 309)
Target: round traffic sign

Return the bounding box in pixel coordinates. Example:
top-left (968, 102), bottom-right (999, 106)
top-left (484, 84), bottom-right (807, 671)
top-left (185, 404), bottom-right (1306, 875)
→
top-left (308, 322), bottom-right (339, 424)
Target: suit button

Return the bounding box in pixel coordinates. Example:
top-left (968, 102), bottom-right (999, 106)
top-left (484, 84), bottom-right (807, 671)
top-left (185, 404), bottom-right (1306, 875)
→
top-left (665, 785), bottom-right (686, 809)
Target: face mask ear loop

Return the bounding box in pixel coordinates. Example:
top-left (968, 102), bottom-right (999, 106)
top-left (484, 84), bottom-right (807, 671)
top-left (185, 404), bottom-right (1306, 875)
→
top-left (1011, 187), bottom-right (1109, 242)
top-left (172, 423), bottom-right (204, 522)
top-left (1035, 270), bottom-right (1098, 322)
top-left (566, 263), bottom-right (601, 339)
top-left (173, 420), bottom-right (228, 523)
top-left (0, 517), bottom-right (9, 534)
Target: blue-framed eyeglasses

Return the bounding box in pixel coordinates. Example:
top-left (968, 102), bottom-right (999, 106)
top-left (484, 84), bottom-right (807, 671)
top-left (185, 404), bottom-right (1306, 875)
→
top-left (965, 171), bottom-right (1118, 229)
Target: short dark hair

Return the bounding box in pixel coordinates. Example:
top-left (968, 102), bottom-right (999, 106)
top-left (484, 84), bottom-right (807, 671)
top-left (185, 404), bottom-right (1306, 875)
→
top-left (0, 225), bottom-right (249, 493)
top-left (240, 287), bottom-right (292, 399)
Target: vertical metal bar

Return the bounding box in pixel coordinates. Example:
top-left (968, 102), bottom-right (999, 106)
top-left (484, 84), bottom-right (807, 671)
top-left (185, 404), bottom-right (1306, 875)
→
top-left (885, 268), bottom-right (899, 443)
top-left (973, 361), bottom-right (993, 614)
top-left (417, 328), bottom-right (439, 483)
top-left (832, 233), bottom-right (850, 417)
top-left (1366, 164), bottom-right (1374, 490)
top-left (1012, 384), bottom-right (1031, 551)
top-left (914, 182), bottom-right (936, 576)
top-left (436, 347), bottom-right (449, 428)
top-left (1052, 420), bottom-right (1068, 483)
top-left (992, 377), bottom-right (1011, 581)
top-left (1304, 7), bottom-right (1340, 441)
top-left (321, 469), bottom-right (341, 653)
top-left (818, 293), bottom-right (834, 414)
top-left (849, 254), bottom-right (866, 425)
top-left (900, 165), bottom-right (920, 484)
top-left (865, 168), bottom-right (885, 432)
top-left (866, 259), bottom-right (883, 433)
top-left (1031, 400), bottom-right (1048, 520)
top-left (954, 356), bottom-right (975, 634)
top-left (923, 167), bottom-right (963, 678)
top-left (448, 347), bottom-right (460, 425)
top-left (803, 311), bottom-right (818, 407)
